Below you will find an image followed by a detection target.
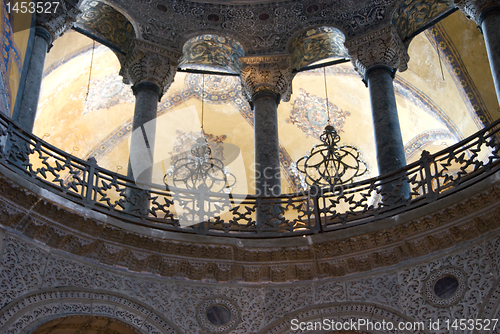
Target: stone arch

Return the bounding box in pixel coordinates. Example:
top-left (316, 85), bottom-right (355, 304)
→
top-left (0, 289), bottom-right (182, 334)
top-left (286, 25), bottom-right (349, 70)
top-left (30, 315), bottom-right (141, 334)
top-left (257, 302), bottom-right (431, 334)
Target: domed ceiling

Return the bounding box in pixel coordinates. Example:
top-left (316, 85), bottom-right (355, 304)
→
top-left (33, 7), bottom-right (499, 194)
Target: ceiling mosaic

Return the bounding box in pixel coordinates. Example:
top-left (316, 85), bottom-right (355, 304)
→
top-left (392, 0), bottom-right (455, 43)
top-left (286, 89), bottom-right (351, 139)
top-left (180, 35), bottom-right (245, 73)
top-left (76, 0), bottom-right (135, 54)
top-left (289, 26), bottom-right (349, 70)
top-left (103, 0), bottom-right (398, 55)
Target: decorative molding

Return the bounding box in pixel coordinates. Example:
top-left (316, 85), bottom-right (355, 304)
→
top-left (240, 55), bottom-right (294, 102)
top-left (0, 227), bottom-right (498, 333)
top-left (0, 289), bottom-right (180, 334)
top-left (36, 0), bottom-right (82, 44)
top-left (345, 26), bottom-right (409, 78)
top-left (454, 0), bottom-right (500, 24)
top-left (119, 39), bottom-right (181, 95)
top-left (0, 166), bottom-right (499, 283)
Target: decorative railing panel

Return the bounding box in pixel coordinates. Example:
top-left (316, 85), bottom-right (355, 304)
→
top-left (0, 112), bottom-right (499, 238)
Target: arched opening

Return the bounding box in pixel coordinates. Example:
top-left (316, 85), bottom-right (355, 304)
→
top-left (31, 315), bottom-right (141, 334)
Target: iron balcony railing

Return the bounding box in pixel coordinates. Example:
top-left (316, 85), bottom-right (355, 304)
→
top-left (0, 112), bottom-right (499, 238)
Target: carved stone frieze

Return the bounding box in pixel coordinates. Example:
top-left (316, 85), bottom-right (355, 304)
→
top-left (119, 39), bottom-right (182, 95)
top-left (454, 0), bottom-right (500, 24)
top-left (36, 0), bottom-right (82, 44)
top-left (240, 55), bottom-right (294, 102)
top-left (345, 26), bottom-right (410, 78)
top-left (0, 232), bottom-right (499, 333)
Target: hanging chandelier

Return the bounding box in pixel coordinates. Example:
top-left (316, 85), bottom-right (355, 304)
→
top-left (295, 125), bottom-right (368, 188)
top-left (164, 136), bottom-right (236, 192)
top-left (294, 67), bottom-right (368, 188)
top-left (164, 74), bottom-right (236, 193)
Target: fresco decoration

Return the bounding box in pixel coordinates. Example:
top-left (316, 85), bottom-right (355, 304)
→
top-left (0, 0), bottom-right (22, 116)
top-left (301, 66), bottom-right (462, 140)
top-left (290, 26), bottom-right (349, 70)
top-left (404, 129), bottom-right (456, 160)
top-left (83, 71), bottom-right (304, 193)
top-left (77, 0), bottom-right (135, 54)
top-left (392, 0), bottom-right (454, 43)
top-left (43, 43), bottom-right (97, 78)
top-left (287, 89), bottom-right (351, 139)
top-left (83, 73), bottom-right (134, 115)
top-left (185, 73), bottom-right (241, 104)
top-left (394, 76), bottom-right (461, 140)
top-left (426, 25), bottom-right (492, 129)
top-left (180, 35), bottom-right (245, 74)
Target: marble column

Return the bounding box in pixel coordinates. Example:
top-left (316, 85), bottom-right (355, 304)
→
top-left (120, 39), bottom-right (179, 215)
top-left (252, 90), bottom-right (281, 197)
top-left (481, 9), bottom-right (500, 103)
top-left (15, 28), bottom-right (51, 131)
top-left (126, 83), bottom-right (160, 185)
top-left (13, 0), bottom-right (80, 131)
top-left (366, 66), bottom-right (407, 175)
top-left (455, 0), bottom-right (500, 105)
top-left (347, 26), bottom-right (410, 200)
top-left (240, 55), bottom-right (293, 224)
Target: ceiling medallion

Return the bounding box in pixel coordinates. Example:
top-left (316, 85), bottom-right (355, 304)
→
top-left (295, 125), bottom-right (368, 188)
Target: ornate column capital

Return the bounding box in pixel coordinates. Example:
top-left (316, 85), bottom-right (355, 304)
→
top-left (345, 26), bottom-right (409, 80)
top-left (454, 0), bottom-right (500, 24)
top-left (240, 55), bottom-right (294, 103)
top-left (35, 0), bottom-right (81, 45)
top-left (119, 39), bottom-right (182, 97)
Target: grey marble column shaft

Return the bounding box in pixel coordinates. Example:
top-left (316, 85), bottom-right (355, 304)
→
top-left (127, 83), bottom-right (159, 182)
top-left (481, 8), bottom-right (500, 106)
top-left (125, 82), bottom-right (160, 215)
top-left (15, 27), bottom-right (51, 131)
top-left (253, 90), bottom-right (281, 197)
top-left (367, 66), bottom-right (407, 175)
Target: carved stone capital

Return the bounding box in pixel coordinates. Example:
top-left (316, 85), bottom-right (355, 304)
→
top-left (345, 26), bottom-right (409, 79)
top-left (454, 0), bottom-right (500, 24)
top-left (240, 55), bottom-right (294, 103)
top-left (119, 39), bottom-right (182, 96)
top-left (35, 0), bottom-right (81, 44)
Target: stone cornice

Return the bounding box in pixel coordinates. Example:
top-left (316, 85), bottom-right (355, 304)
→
top-left (240, 55), bottom-right (294, 103)
top-left (0, 168), bottom-right (499, 283)
top-left (119, 39), bottom-right (182, 95)
top-left (345, 25), bottom-right (409, 79)
top-left (454, 0), bottom-right (500, 24)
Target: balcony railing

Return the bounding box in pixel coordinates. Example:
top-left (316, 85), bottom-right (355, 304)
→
top-left (0, 112), bottom-right (499, 238)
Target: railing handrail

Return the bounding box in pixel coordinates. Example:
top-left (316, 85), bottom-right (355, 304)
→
top-left (1, 111), bottom-right (499, 238)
